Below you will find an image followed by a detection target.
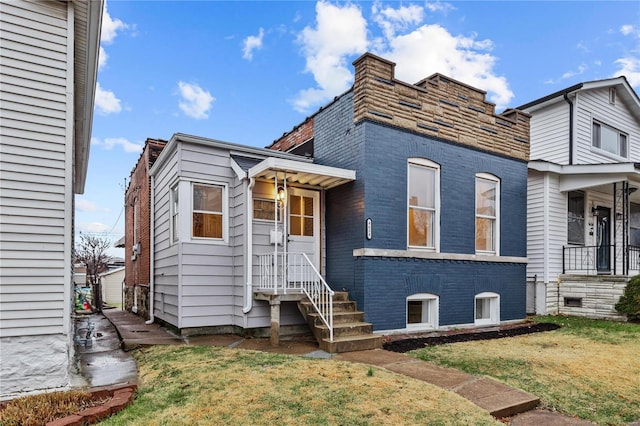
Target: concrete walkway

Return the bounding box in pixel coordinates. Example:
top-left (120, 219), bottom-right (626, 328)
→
top-left (95, 308), bottom-right (596, 425)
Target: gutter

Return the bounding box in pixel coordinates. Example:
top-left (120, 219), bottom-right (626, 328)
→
top-left (146, 175), bottom-right (155, 325)
top-left (564, 93), bottom-right (574, 165)
top-left (243, 177), bottom-right (256, 314)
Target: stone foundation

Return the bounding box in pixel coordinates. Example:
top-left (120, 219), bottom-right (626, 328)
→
top-left (0, 334), bottom-right (70, 398)
top-left (552, 275), bottom-right (628, 320)
top-left (123, 285), bottom-right (150, 320)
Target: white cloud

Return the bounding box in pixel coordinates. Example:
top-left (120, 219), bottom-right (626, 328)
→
top-left (95, 82), bottom-right (122, 114)
top-left (243, 28), bottom-right (265, 60)
top-left (76, 198), bottom-right (106, 212)
top-left (101, 0), bottom-right (128, 44)
top-left (98, 46), bottom-right (108, 70)
top-left (292, 1), bottom-right (368, 113)
top-left (177, 81), bottom-right (215, 119)
top-left (620, 24), bottom-right (637, 37)
top-left (92, 137), bottom-right (143, 153)
top-left (292, 1), bottom-right (514, 113)
top-left (425, 1), bottom-right (455, 14)
top-left (613, 56), bottom-right (640, 87)
top-left (561, 64), bottom-right (588, 80)
top-left (78, 222), bottom-right (111, 233)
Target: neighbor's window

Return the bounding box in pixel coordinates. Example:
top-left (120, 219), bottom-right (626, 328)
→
top-left (592, 121), bottom-right (628, 158)
top-left (475, 292), bottom-right (500, 325)
top-left (192, 183), bottom-right (224, 239)
top-left (253, 198), bottom-right (281, 222)
top-left (567, 191), bottom-right (585, 245)
top-left (631, 203), bottom-right (640, 246)
top-left (171, 184), bottom-right (179, 243)
top-left (407, 293), bottom-right (439, 329)
top-left (408, 159), bottom-right (440, 250)
top-left (475, 173), bottom-right (500, 254)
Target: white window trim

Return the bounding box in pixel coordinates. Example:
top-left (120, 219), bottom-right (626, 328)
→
top-left (474, 292), bottom-right (500, 326)
top-left (406, 293), bottom-right (439, 330)
top-left (475, 173), bottom-right (500, 255)
top-left (189, 180), bottom-right (229, 245)
top-left (407, 158), bottom-right (440, 252)
top-left (170, 182), bottom-right (180, 244)
top-left (591, 119), bottom-right (629, 160)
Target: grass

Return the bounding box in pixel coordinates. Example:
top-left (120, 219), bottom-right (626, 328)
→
top-left (100, 345), bottom-right (500, 426)
top-left (0, 390), bottom-right (103, 426)
top-left (411, 315), bottom-right (640, 425)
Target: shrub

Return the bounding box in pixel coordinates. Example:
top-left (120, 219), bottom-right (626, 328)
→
top-left (0, 390), bottom-right (96, 426)
top-left (615, 275), bottom-right (640, 320)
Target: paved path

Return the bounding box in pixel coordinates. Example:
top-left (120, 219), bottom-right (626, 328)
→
top-left (94, 308), bottom-right (599, 425)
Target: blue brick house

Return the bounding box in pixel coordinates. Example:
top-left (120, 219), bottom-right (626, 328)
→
top-left (270, 53), bottom-right (531, 333)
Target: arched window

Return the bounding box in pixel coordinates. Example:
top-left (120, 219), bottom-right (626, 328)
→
top-left (407, 158), bottom-right (440, 251)
top-left (474, 292), bottom-right (500, 325)
top-left (407, 293), bottom-right (439, 329)
top-left (475, 173), bottom-right (500, 255)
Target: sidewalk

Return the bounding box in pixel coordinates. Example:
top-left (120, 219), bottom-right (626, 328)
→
top-left (98, 308), bottom-right (596, 425)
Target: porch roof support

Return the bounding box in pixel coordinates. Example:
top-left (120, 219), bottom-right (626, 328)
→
top-left (529, 161), bottom-right (640, 192)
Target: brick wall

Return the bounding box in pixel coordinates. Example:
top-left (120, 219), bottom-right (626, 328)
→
top-left (268, 118), bottom-right (314, 151)
top-left (123, 138), bottom-right (166, 317)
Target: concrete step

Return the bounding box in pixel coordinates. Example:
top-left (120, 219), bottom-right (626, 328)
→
top-left (298, 300), bottom-right (356, 314)
top-left (317, 321), bottom-right (374, 339)
top-left (319, 334), bottom-right (382, 353)
top-left (309, 310), bottom-right (365, 324)
top-left (333, 291), bottom-right (350, 302)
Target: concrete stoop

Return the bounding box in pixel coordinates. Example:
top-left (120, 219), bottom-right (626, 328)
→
top-left (334, 349), bottom-right (540, 419)
top-left (298, 291), bottom-right (382, 353)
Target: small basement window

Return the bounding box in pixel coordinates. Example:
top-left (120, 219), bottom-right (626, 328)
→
top-left (564, 297), bottom-right (582, 307)
top-left (407, 293), bottom-right (439, 329)
top-left (475, 292), bottom-right (500, 326)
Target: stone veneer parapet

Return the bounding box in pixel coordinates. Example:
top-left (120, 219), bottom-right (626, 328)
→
top-left (352, 52), bottom-right (530, 162)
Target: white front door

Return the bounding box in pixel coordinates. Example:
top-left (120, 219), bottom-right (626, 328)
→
top-left (287, 188), bottom-right (320, 278)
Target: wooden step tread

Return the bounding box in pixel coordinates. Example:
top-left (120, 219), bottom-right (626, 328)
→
top-left (322, 334), bottom-right (382, 343)
top-left (316, 321), bottom-right (372, 330)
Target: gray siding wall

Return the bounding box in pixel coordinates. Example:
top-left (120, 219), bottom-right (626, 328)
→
top-left (0, 0), bottom-right (71, 338)
top-left (528, 102), bottom-right (570, 163)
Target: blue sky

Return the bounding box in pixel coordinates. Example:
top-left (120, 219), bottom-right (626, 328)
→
top-left (77, 0), bottom-right (640, 256)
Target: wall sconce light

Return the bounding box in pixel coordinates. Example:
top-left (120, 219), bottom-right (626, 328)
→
top-left (277, 186), bottom-right (286, 205)
top-left (592, 207), bottom-right (599, 217)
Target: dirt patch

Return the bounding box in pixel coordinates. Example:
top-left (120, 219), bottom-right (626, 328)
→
top-left (383, 322), bottom-right (561, 353)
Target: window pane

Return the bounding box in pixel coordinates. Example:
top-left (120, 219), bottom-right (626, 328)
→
top-left (407, 301), bottom-right (422, 324)
top-left (567, 191), bottom-right (585, 245)
top-left (253, 199), bottom-right (278, 221)
top-left (409, 165), bottom-right (435, 208)
top-left (631, 203), bottom-right (640, 246)
top-left (409, 208), bottom-right (434, 247)
top-left (193, 212), bottom-right (222, 238)
top-left (193, 184), bottom-right (222, 212)
top-left (620, 134), bottom-right (628, 158)
top-left (476, 217), bottom-right (495, 252)
top-left (476, 298), bottom-right (491, 320)
top-left (476, 179), bottom-right (496, 217)
top-left (592, 122), bottom-right (601, 148)
top-left (303, 217), bottom-right (314, 236)
top-left (290, 216), bottom-right (302, 236)
top-left (600, 125), bottom-right (619, 155)
top-left (303, 197), bottom-right (313, 216)
top-left (290, 195), bottom-right (301, 215)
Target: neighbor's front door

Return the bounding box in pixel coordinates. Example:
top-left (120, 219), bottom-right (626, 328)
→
top-left (287, 188), bottom-right (320, 280)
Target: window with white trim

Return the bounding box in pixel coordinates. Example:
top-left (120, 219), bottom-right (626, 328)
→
top-left (475, 173), bottom-right (500, 254)
top-left (170, 184), bottom-right (179, 243)
top-left (408, 159), bottom-right (440, 250)
top-left (407, 293), bottom-right (439, 329)
top-left (592, 121), bottom-right (627, 158)
top-left (192, 183), bottom-right (225, 240)
top-left (475, 292), bottom-right (500, 325)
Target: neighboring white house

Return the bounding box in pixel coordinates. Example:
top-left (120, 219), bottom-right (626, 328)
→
top-left (100, 267), bottom-right (125, 307)
top-left (0, 0), bottom-right (103, 397)
top-left (519, 77), bottom-right (640, 318)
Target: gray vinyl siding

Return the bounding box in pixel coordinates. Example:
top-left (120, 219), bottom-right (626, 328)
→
top-left (574, 88), bottom-right (640, 164)
top-left (526, 171), bottom-right (545, 280)
top-left (0, 0), bottom-right (71, 337)
top-left (528, 102), bottom-right (569, 163)
top-left (546, 174), bottom-right (566, 283)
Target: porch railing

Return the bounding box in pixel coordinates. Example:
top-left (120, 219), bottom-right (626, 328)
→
top-left (563, 245), bottom-right (640, 275)
top-left (257, 252), bottom-right (334, 341)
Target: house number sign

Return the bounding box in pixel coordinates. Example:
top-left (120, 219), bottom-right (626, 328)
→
top-left (366, 218), bottom-right (372, 240)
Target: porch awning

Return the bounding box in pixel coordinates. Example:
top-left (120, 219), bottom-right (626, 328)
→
top-left (529, 160), bottom-right (640, 192)
top-left (247, 157), bottom-right (356, 190)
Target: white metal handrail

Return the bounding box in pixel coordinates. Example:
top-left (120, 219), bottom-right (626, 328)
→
top-left (256, 252), bottom-right (334, 341)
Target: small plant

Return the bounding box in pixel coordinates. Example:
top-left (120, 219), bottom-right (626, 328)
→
top-left (0, 390), bottom-right (99, 426)
top-left (616, 275), bottom-right (640, 321)
top-left (367, 366), bottom-right (374, 377)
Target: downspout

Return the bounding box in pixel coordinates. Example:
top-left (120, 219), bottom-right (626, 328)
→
top-left (146, 175), bottom-right (155, 324)
top-left (243, 177), bottom-right (256, 313)
top-left (564, 93), bottom-right (574, 165)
